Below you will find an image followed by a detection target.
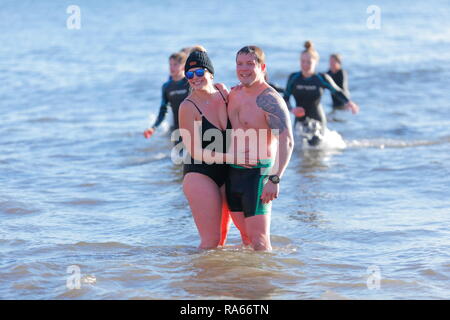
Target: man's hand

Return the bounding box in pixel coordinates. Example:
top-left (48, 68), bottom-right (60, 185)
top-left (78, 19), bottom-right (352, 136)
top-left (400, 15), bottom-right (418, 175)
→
top-left (292, 107), bottom-right (305, 118)
top-left (260, 180), bottom-right (279, 204)
top-left (143, 128), bottom-right (155, 139)
top-left (345, 101), bottom-right (359, 114)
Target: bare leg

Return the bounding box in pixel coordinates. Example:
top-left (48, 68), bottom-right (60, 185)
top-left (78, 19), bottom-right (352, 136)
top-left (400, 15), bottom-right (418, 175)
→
top-left (183, 173), bottom-right (222, 249)
top-left (244, 214), bottom-right (272, 251)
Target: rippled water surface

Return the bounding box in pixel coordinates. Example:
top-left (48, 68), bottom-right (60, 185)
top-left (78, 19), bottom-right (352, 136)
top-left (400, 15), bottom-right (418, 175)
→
top-left (1, 0), bottom-right (449, 299)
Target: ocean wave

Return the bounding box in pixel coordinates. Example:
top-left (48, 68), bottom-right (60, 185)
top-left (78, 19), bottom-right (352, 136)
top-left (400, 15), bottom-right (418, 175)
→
top-left (345, 137), bottom-right (448, 149)
top-left (71, 241), bottom-right (134, 250)
top-left (0, 201), bottom-right (38, 215)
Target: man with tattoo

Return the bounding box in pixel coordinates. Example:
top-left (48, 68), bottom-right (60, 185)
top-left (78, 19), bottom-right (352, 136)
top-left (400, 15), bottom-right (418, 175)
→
top-left (226, 46), bottom-right (294, 251)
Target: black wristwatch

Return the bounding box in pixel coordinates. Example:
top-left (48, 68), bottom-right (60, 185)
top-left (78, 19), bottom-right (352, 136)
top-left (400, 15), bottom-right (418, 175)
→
top-left (268, 175), bottom-right (280, 184)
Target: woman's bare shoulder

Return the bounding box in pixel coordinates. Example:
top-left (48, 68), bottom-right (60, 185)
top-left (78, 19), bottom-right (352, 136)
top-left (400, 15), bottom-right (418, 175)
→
top-left (179, 97), bottom-right (199, 118)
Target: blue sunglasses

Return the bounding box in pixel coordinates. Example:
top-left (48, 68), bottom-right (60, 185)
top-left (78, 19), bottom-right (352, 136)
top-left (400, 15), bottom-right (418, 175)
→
top-left (185, 69), bottom-right (205, 79)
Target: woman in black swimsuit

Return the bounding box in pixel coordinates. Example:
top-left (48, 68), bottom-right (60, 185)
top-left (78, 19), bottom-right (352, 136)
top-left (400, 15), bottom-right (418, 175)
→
top-left (178, 46), bottom-right (248, 249)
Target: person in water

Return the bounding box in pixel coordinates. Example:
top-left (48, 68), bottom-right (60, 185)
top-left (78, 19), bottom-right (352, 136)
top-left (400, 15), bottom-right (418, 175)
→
top-left (327, 53), bottom-right (350, 111)
top-left (144, 51), bottom-right (190, 139)
top-left (178, 46), bottom-right (249, 249)
top-left (264, 72), bottom-right (285, 95)
top-left (283, 41), bottom-right (359, 143)
top-left (226, 45), bottom-right (294, 251)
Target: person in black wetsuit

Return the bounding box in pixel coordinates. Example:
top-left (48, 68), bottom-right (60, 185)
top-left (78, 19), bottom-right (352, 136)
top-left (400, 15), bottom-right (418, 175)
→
top-left (143, 51), bottom-right (190, 139)
top-left (284, 41), bottom-right (359, 145)
top-left (178, 46), bottom-right (249, 249)
top-left (327, 53), bottom-right (350, 111)
top-left (265, 72), bottom-right (285, 95)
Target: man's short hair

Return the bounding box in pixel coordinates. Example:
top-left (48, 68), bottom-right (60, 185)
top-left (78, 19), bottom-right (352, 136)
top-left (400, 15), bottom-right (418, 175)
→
top-left (236, 45), bottom-right (265, 65)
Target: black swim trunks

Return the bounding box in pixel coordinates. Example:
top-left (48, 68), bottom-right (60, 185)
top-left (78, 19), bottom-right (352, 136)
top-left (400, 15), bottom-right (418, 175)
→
top-left (226, 159), bottom-right (273, 218)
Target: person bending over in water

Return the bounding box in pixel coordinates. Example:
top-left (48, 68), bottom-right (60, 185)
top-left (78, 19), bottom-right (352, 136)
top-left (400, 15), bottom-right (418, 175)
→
top-left (284, 41), bottom-right (359, 144)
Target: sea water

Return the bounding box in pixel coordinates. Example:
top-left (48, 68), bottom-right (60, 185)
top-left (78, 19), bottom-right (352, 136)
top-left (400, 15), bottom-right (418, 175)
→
top-left (0, 0), bottom-right (449, 299)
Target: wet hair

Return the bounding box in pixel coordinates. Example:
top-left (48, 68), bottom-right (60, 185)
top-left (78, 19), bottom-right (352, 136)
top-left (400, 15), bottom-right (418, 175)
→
top-left (302, 40), bottom-right (320, 61)
top-left (236, 45), bottom-right (265, 65)
top-left (169, 51), bottom-right (187, 65)
top-left (330, 53), bottom-right (342, 65)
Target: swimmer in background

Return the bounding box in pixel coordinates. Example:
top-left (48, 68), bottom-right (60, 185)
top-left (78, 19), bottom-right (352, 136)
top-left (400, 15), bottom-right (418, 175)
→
top-left (284, 41), bottom-right (359, 138)
top-left (144, 51), bottom-right (190, 139)
top-left (327, 53), bottom-right (351, 112)
top-left (265, 72), bottom-right (285, 95)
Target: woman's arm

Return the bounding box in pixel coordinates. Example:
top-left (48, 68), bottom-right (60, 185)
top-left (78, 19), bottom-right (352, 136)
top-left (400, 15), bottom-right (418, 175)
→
top-left (318, 73), bottom-right (359, 114)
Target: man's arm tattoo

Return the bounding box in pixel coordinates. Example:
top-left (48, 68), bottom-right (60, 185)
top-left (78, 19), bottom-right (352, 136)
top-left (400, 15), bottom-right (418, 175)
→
top-left (256, 88), bottom-right (288, 133)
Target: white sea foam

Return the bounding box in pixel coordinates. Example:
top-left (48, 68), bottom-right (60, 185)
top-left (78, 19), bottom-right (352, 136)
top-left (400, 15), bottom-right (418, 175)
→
top-left (296, 119), bottom-right (347, 150)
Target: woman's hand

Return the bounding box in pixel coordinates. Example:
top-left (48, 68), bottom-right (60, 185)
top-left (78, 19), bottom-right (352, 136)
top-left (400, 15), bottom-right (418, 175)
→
top-left (230, 83), bottom-right (244, 91)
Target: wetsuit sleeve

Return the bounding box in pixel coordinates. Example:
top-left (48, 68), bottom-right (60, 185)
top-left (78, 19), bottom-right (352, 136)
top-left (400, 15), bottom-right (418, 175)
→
top-left (341, 70), bottom-right (350, 98)
top-left (283, 73), bottom-right (296, 110)
top-left (151, 82), bottom-right (169, 129)
top-left (318, 73), bottom-right (350, 105)
top-left (269, 82), bottom-right (285, 95)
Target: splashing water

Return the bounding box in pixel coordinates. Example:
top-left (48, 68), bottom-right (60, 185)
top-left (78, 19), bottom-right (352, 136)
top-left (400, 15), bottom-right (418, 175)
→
top-left (296, 118), bottom-right (347, 150)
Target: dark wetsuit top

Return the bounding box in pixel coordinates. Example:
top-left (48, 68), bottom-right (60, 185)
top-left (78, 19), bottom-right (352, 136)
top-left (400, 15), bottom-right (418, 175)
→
top-left (326, 69), bottom-right (350, 110)
top-left (284, 72), bottom-right (350, 127)
top-left (269, 82), bottom-right (285, 95)
top-left (152, 77), bottom-right (190, 131)
top-left (182, 86), bottom-right (231, 187)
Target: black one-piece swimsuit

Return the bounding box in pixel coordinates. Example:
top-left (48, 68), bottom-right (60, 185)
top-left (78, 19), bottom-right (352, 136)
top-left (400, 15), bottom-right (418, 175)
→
top-left (182, 87), bottom-right (231, 187)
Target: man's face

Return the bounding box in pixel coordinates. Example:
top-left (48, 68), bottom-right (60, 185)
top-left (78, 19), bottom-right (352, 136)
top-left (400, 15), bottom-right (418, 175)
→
top-left (329, 56), bottom-right (340, 72)
top-left (169, 58), bottom-right (183, 77)
top-left (236, 53), bottom-right (265, 87)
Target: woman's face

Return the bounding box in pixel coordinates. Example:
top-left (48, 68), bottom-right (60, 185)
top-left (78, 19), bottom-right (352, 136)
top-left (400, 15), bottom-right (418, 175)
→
top-left (301, 52), bottom-right (317, 75)
top-left (186, 67), bottom-right (212, 91)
